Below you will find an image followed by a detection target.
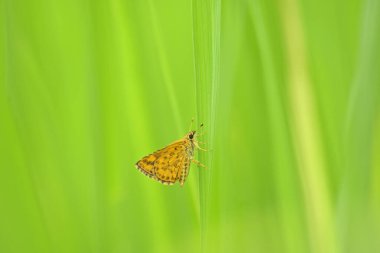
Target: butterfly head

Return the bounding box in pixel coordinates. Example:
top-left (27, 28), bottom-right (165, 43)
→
top-left (186, 123), bottom-right (203, 142)
top-left (187, 131), bottom-right (196, 141)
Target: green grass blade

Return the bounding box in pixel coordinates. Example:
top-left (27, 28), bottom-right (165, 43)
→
top-left (191, 0), bottom-right (221, 251)
top-left (340, 0), bottom-right (380, 252)
top-left (279, 0), bottom-right (338, 252)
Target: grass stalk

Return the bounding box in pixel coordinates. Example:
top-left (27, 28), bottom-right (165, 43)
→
top-left (340, 0), bottom-right (380, 251)
top-left (279, 0), bottom-right (338, 252)
top-left (191, 0), bottom-right (221, 251)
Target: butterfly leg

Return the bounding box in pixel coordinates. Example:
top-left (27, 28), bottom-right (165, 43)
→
top-left (192, 159), bottom-right (206, 168)
top-left (194, 141), bottom-right (208, 151)
top-left (198, 146), bottom-right (208, 151)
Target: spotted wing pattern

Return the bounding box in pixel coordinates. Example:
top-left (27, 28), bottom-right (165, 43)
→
top-left (135, 140), bottom-right (193, 186)
top-left (178, 155), bottom-right (191, 186)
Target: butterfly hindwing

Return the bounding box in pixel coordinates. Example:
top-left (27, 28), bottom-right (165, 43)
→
top-left (178, 156), bottom-right (191, 186)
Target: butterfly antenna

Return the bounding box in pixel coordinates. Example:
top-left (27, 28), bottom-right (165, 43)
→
top-left (188, 118), bottom-right (195, 131)
top-left (197, 123), bottom-right (206, 135)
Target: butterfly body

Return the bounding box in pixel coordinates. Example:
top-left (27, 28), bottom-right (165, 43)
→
top-left (135, 130), bottom-right (204, 186)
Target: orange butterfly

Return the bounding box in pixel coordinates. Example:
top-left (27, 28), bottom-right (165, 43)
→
top-left (135, 124), bottom-right (206, 186)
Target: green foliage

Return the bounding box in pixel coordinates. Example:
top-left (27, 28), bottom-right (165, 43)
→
top-left (0, 0), bottom-right (379, 252)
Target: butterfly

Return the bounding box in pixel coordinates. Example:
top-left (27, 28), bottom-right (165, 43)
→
top-left (135, 123), bottom-right (206, 186)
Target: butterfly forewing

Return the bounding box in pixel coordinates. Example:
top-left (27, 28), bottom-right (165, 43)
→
top-left (136, 153), bottom-right (158, 178)
top-left (154, 145), bottom-right (181, 185)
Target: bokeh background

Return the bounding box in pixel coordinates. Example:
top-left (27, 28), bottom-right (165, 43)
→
top-left (1, 0), bottom-right (379, 252)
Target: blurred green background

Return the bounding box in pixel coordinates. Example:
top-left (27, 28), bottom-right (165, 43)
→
top-left (1, 0), bottom-right (379, 252)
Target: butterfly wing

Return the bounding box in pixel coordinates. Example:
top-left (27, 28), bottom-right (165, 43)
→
top-left (135, 152), bottom-right (159, 179)
top-left (178, 155), bottom-right (191, 186)
top-left (153, 146), bottom-right (182, 185)
top-left (136, 140), bottom-right (189, 185)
